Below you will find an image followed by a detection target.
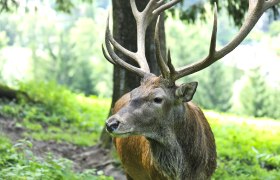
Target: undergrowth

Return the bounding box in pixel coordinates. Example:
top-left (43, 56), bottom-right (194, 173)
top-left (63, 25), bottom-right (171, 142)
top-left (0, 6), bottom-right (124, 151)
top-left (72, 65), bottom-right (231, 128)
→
top-left (207, 111), bottom-right (280, 180)
top-left (0, 81), bottom-right (111, 146)
top-left (0, 136), bottom-right (113, 179)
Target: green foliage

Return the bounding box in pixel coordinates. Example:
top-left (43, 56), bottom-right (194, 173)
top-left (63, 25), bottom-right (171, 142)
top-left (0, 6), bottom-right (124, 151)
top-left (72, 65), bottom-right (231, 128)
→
top-left (268, 21), bottom-right (280, 56)
top-left (239, 68), bottom-right (280, 119)
top-left (239, 68), bottom-right (268, 117)
top-left (68, 17), bottom-right (112, 96)
top-left (1, 0), bottom-right (279, 28)
top-left (0, 81), bottom-right (111, 146)
top-left (170, 0), bottom-right (280, 27)
top-left (0, 136), bottom-right (113, 179)
top-left (269, 21), bottom-right (280, 37)
top-left (194, 63), bottom-right (234, 112)
top-left (0, 31), bottom-right (9, 48)
top-left (19, 81), bottom-right (110, 127)
top-left (0, 0), bottom-right (18, 13)
top-left (0, 2), bottom-right (112, 97)
top-left (166, 15), bottom-right (209, 66)
top-left (206, 111), bottom-right (280, 179)
top-left (267, 88), bottom-right (280, 119)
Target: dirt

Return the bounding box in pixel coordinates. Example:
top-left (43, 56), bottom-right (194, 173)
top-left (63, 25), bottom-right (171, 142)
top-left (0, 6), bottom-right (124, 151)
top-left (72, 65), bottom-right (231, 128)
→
top-left (0, 117), bottom-right (126, 180)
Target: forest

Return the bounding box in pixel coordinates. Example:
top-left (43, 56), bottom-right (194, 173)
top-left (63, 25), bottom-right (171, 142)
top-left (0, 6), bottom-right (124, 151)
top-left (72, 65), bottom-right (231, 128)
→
top-left (0, 0), bottom-right (280, 179)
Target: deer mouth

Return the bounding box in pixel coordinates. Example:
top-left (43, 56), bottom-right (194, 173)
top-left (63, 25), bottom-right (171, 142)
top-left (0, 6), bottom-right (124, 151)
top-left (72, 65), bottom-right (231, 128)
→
top-left (109, 130), bottom-right (133, 137)
top-left (108, 125), bottom-right (136, 137)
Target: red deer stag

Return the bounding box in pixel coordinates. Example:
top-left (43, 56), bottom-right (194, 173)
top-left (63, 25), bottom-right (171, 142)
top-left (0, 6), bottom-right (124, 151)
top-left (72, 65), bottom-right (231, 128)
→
top-left (102, 0), bottom-right (279, 179)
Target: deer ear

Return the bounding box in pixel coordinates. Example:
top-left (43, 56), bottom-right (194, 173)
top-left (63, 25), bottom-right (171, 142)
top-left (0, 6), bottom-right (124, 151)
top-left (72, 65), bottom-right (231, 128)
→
top-left (175, 82), bottom-right (198, 102)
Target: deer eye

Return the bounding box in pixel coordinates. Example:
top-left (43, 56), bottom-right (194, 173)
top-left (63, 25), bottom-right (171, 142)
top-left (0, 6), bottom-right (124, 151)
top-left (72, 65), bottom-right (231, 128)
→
top-left (153, 97), bottom-right (163, 104)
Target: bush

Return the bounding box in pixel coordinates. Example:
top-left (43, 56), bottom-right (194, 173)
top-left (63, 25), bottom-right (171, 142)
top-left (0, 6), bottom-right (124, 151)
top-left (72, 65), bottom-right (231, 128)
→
top-left (19, 81), bottom-right (111, 128)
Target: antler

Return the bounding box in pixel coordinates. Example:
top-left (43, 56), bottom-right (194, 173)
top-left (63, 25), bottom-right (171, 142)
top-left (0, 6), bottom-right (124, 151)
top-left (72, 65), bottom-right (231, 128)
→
top-left (156, 0), bottom-right (280, 82)
top-left (102, 0), bottom-right (181, 78)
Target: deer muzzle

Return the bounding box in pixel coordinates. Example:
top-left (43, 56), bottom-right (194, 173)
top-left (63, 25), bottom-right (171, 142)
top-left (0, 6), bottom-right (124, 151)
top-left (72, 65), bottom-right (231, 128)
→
top-left (106, 117), bottom-right (120, 133)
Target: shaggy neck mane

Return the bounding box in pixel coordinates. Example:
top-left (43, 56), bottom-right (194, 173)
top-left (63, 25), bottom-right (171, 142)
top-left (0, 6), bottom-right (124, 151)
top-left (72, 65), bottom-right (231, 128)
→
top-left (148, 137), bottom-right (183, 179)
top-left (148, 102), bottom-right (216, 180)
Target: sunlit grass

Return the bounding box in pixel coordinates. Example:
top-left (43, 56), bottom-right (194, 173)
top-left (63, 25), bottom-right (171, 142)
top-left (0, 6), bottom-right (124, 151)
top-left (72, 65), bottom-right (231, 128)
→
top-left (205, 111), bottom-right (280, 179)
top-left (205, 110), bottom-right (280, 132)
top-left (76, 94), bottom-right (111, 128)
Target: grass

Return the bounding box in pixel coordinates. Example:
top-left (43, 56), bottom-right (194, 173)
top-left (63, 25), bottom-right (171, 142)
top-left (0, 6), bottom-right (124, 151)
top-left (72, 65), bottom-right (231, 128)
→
top-left (206, 111), bottom-right (280, 179)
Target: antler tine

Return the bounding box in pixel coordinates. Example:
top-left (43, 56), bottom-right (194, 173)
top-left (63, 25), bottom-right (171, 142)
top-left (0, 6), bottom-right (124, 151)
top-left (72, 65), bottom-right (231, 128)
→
top-left (153, 0), bottom-right (181, 15)
top-left (130, 0), bottom-right (140, 17)
top-left (167, 49), bottom-right (176, 76)
top-left (209, 3), bottom-right (218, 57)
top-left (107, 35), bottom-right (137, 61)
top-left (102, 44), bottom-right (116, 65)
top-left (105, 17), bottom-right (137, 62)
top-left (171, 0), bottom-right (280, 81)
top-left (104, 17), bottom-right (147, 78)
top-left (155, 14), bottom-right (170, 79)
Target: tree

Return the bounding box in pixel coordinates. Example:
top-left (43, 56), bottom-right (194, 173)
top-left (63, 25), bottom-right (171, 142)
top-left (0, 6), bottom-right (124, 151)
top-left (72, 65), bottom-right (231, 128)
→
top-left (267, 87), bottom-right (280, 119)
top-left (194, 63), bottom-right (233, 112)
top-left (239, 67), bottom-right (280, 119)
top-left (239, 68), bottom-right (270, 117)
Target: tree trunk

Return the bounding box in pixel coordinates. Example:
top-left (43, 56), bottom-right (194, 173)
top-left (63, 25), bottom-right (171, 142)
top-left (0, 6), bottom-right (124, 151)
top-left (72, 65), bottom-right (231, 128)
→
top-left (100, 0), bottom-right (166, 149)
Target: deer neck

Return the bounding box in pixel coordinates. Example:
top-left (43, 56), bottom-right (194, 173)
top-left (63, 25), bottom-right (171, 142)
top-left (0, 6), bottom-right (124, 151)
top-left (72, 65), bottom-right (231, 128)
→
top-left (148, 135), bottom-right (184, 180)
top-left (147, 104), bottom-right (188, 180)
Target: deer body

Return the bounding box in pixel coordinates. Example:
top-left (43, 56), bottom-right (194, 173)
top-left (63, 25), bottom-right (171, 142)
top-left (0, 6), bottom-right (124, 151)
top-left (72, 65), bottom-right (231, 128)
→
top-left (109, 76), bottom-right (216, 180)
top-left (102, 0), bottom-right (279, 179)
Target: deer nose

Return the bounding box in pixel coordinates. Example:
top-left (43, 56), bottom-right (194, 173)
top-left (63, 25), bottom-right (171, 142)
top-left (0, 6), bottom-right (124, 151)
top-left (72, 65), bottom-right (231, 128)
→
top-left (106, 118), bottom-right (120, 133)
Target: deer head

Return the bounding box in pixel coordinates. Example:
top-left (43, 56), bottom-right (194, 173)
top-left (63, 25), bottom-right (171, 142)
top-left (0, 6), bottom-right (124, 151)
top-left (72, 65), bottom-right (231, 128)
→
top-left (102, 0), bottom-right (280, 142)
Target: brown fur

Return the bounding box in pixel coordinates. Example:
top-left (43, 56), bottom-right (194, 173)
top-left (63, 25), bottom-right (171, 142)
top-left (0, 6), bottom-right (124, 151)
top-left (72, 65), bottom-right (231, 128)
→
top-left (112, 84), bottom-right (216, 180)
